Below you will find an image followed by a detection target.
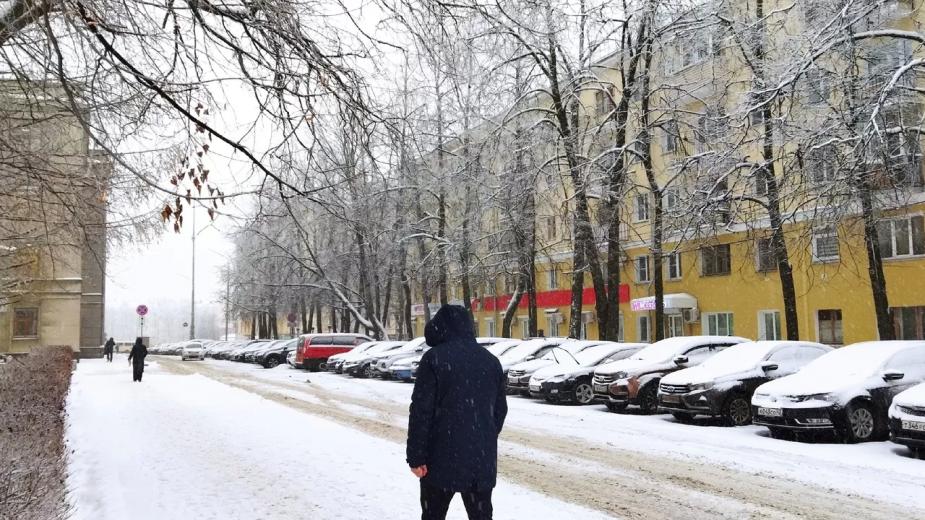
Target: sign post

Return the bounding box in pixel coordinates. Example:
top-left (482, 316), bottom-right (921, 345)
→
top-left (136, 304), bottom-right (149, 338)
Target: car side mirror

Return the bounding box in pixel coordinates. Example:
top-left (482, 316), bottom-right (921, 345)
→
top-left (882, 370), bottom-right (905, 382)
top-left (415, 347), bottom-right (424, 352)
top-left (760, 362), bottom-right (779, 372)
top-left (673, 355), bottom-right (689, 366)
top-left (525, 355), bottom-right (535, 361)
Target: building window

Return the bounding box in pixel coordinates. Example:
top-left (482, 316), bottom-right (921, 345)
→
top-left (543, 216), bottom-right (557, 241)
top-left (634, 193), bottom-right (650, 222)
top-left (807, 146), bottom-right (838, 184)
top-left (701, 244), bottom-right (731, 276)
top-left (663, 187), bottom-right (681, 214)
top-left (635, 255), bottom-right (651, 283)
top-left (704, 312), bottom-right (734, 336)
top-left (758, 310), bottom-right (782, 340)
top-left (637, 315), bottom-right (651, 342)
top-left (485, 318), bottom-right (496, 337)
top-left (548, 315), bottom-right (560, 338)
top-left (755, 172), bottom-right (770, 196)
top-left (519, 317), bottom-right (529, 339)
top-left (12, 308), bottom-right (38, 338)
top-left (756, 238), bottom-right (778, 272)
top-left (665, 314), bottom-right (684, 338)
top-left (818, 309), bottom-right (843, 345)
top-left (812, 227), bottom-right (840, 262)
top-left (547, 269), bottom-right (558, 290)
top-left (666, 252), bottom-right (682, 280)
top-left (805, 68), bottom-right (830, 105)
top-left (877, 215), bottom-right (925, 259)
top-left (484, 279), bottom-right (495, 296)
top-left (595, 86), bottom-right (615, 117)
top-left (892, 306), bottom-right (925, 340)
top-left (662, 120), bottom-right (680, 153)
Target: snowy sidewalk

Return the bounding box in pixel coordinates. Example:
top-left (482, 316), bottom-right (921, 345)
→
top-left (66, 358), bottom-right (612, 520)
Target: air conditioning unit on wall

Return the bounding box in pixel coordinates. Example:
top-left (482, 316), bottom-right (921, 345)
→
top-left (683, 308), bottom-right (700, 323)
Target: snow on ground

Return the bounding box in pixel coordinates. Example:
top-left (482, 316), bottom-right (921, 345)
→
top-left (65, 357), bottom-right (612, 520)
top-left (207, 360), bottom-right (925, 510)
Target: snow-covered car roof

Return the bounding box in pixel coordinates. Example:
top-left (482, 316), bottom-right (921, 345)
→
top-left (499, 337), bottom-right (568, 363)
top-left (799, 341), bottom-right (925, 378)
top-left (632, 335), bottom-right (750, 363)
top-left (662, 341), bottom-right (829, 385)
top-left (487, 340), bottom-right (521, 357)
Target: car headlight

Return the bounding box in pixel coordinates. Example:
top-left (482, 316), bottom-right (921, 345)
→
top-left (411, 361), bottom-right (419, 367)
top-left (793, 393), bottom-right (836, 403)
top-left (689, 382), bottom-right (714, 392)
top-left (546, 375), bottom-right (566, 384)
top-left (614, 372), bottom-right (627, 380)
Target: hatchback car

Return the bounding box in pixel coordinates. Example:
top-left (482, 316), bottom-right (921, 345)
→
top-left (593, 336), bottom-right (750, 413)
top-left (371, 337), bottom-right (429, 378)
top-left (295, 333), bottom-right (372, 371)
top-left (529, 343), bottom-right (647, 404)
top-left (752, 341), bottom-right (925, 443)
top-left (254, 338), bottom-right (299, 368)
top-left (889, 382), bottom-right (925, 455)
top-left (658, 341), bottom-right (831, 425)
top-left (327, 341), bottom-right (380, 372)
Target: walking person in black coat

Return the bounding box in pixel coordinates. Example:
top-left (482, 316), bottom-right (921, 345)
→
top-left (407, 305), bottom-right (508, 520)
top-left (104, 337), bottom-right (115, 362)
top-left (127, 337), bottom-right (148, 382)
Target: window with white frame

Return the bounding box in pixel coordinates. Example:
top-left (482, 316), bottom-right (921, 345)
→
top-left (662, 120), bottom-right (681, 153)
top-left (701, 244), bottom-right (731, 276)
top-left (548, 315), bottom-right (561, 338)
top-left (663, 187), bottom-right (681, 215)
top-left (485, 318), bottom-right (496, 337)
top-left (519, 316), bottom-right (529, 339)
top-left (817, 309), bottom-right (843, 345)
top-left (665, 314), bottom-right (684, 338)
top-left (877, 215), bottom-right (925, 259)
top-left (635, 255), bottom-right (651, 283)
top-left (758, 310), bottom-right (782, 340)
top-left (637, 315), bottom-right (651, 342)
top-left (13, 308), bottom-right (38, 338)
top-left (812, 227), bottom-right (840, 262)
top-left (666, 251), bottom-right (682, 280)
top-left (804, 67), bottom-right (831, 105)
top-left (634, 193), bottom-right (650, 222)
top-left (807, 145), bottom-right (838, 184)
top-left (704, 312), bottom-right (734, 336)
top-left (543, 216), bottom-right (557, 241)
top-left (484, 279), bottom-right (495, 296)
top-left (756, 238), bottom-right (778, 272)
top-left (547, 268), bottom-right (559, 290)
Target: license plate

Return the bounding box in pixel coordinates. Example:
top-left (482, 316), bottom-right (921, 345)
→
top-left (902, 420), bottom-right (925, 432)
top-left (661, 395), bottom-right (681, 404)
top-left (758, 407), bottom-right (783, 417)
top-left (594, 384), bottom-right (608, 393)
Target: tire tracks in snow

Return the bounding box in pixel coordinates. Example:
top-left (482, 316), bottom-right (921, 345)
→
top-left (157, 358), bottom-right (917, 520)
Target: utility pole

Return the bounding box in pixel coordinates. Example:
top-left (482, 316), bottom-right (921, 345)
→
top-left (190, 206), bottom-right (196, 340)
top-left (224, 268), bottom-right (230, 341)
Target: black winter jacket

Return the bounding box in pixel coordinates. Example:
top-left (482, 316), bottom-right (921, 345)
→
top-left (406, 305), bottom-right (508, 492)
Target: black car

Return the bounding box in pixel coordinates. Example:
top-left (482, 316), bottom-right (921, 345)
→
top-left (254, 338), bottom-right (299, 368)
top-left (528, 343), bottom-right (645, 405)
top-left (657, 341), bottom-right (831, 426)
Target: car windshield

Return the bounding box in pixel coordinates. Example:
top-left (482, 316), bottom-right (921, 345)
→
top-left (798, 344), bottom-right (895, 379)
top-left (397, 337), bottom-right (428, 353)
top-left (541, 347), bottom-right (579, 365)
top-left (629, 338), bottom-right (696, 363)
top-left (487, 341), bottom-right (519, 356)
top-left (574, 345), bottom-right (622, 366)
top-left (500, 340), bottom-right (550, 362)
top-left (367, 341), bottom-right (406, 354)
top-left (698, 342), bottom-right (777, 373)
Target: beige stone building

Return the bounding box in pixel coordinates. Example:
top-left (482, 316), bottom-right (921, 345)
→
top-left (0, 82), bottom-right (109, 356)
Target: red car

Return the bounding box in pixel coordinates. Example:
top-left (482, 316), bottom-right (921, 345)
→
top-left (295, 333), bottom-right (372, 371)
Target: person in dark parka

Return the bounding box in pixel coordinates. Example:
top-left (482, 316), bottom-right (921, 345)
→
top-left (104, 337), bottom-right (115, 362)
top-left (407, 305), bottom-right (508, 520)
top-left (127, 337), bottom-right (147, 382)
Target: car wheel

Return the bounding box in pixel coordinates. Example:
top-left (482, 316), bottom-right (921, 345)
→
top-left (266, 357), bottom-right (280, 369)
top-left (768, 427), bottom-right (795, 441)
top-left (574, 382), bottom-right (595, 405)
top-left (606, 402), bottom-right (627, 413)
top-left (637, 385), bottom-right (659, 414)
top-left (671, 412), bottom-right (694, 424)
top-left (363, 365), bottom-right (374, 378)
top-left (722, 394), bottom-right (752, 427)
top-left (845, 401), bottom-right (877, 443)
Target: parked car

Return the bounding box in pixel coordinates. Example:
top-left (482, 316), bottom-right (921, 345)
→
top-left (658, 341), bottom-right (831, 426)
top-left (231, 340), bottom-right (271, 362)
top-left (327, 341), bottom-right (380, 373)
top-left (180, 341), bottom-right (205, 361)
top-left (371, 338), bottom-right (429, 378)
top-left (390, 338), bottom-right (511, 382)
top-left (529, 342), bottom-right (647, 404)
top-left (244, 340), bottom-right (283, 363)
top-left (507, 340), bottom-right (609, 395)
top-left (342, 341), bottom-right (407, 377)
top-left (486, 339), bottom-right (521, 359)
top-left (889, 382), bottom-right (925, 455)
top-left (286, 350), bottom-right (296, 368)
top-left (254, 338), bottom-right (299, 368)
top-left (593, 335), bottom-right (750, 414)
top-left (295, 333), bottom-right (372, 371)
top-left (498, 338), bottom-right (569, 375)
top-left (752, 340), bottom-right (925, 443)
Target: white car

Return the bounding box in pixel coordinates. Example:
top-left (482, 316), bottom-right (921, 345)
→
top-left (286, 350), bottom-right (296, 368)
top-left (889, 382), bottom-right (925, 455)
top-left (486, 340), bottom-right (521, 359)
top-left (752, 341), bottom-right (925, 443)
top-left (658, 341), bottom-right (831, 425)
top-left (181, 341), bottom-right (205, 361)
top-left (498, 337), bottom-right (570, 374)
top-left (593, 336), bottom-right (750, 413)
top-left (528, 342), bottom-right (647, 404)
top-left (507, 340), bottom-right (610, 395)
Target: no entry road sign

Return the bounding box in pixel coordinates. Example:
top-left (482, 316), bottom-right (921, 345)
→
top-left (136, 305), bottom-right (149, 317)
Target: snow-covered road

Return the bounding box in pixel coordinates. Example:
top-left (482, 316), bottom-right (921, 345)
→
top-left (65, 357), bottom-right (611, 520)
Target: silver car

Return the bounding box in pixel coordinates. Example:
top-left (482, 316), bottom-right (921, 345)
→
top-left (181, 341), bottom-right (205, 361)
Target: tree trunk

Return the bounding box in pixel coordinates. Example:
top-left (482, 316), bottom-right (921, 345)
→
top-left (860, 184), bottom-right (894, 339)
top-left (501, 278), bottom-right (525, 338)
top-left (315, 302), bottom-right (322, 334)
top-left (250, 311), bottom-right (256, 340)
top-left (330, 307), bottom-right (337, 333)
top-left (300, 297), bottom-right (308, 334)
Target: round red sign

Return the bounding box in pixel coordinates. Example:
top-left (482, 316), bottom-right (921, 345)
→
top-left (136, 305), bottom-right (149, 316)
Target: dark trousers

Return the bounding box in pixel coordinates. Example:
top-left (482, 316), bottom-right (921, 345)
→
top-left (132, 363), bottom-right (144, 382)
top-left (420, 481), bottom-right (492, 520)
top-left (106, 352), bottom-right (113, 362)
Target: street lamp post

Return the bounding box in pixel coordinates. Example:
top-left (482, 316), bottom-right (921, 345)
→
top-left (190, 207), bottom-right (196, 340)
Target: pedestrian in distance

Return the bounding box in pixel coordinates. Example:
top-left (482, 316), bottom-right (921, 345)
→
top-left (407, 305), bottom-right (508, 520)
top-left (127, 337), bottom-right (148, 382)
top-left (104, 337), bottom-right (115, 362)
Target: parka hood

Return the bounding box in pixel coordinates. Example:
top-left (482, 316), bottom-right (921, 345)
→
top-left (425, 305), bottom-right (476, 347)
